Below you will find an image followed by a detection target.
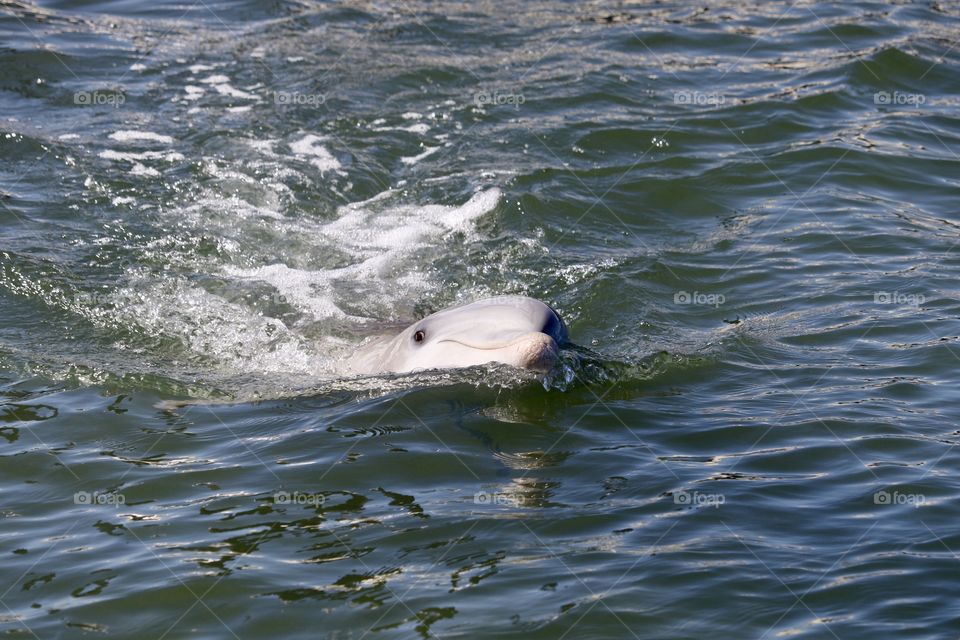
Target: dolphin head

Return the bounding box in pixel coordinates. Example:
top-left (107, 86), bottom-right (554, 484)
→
top-left (377, 296), bottom-right (567, 374)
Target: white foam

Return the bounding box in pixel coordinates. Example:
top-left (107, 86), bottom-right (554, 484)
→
top-left (184, 85), bottom-right (205, 101)
top-left (212, 83), bottom-right (259, 100)
top-left (108, 130), bottom-right (175, 144)
top-left (554, 257), bottom-right (619, 284)
top-left (372, 123), bottom-right (430, 134)
top-left (116, 277), bottom-right (333, 378)
top-left (325, 188), bottom-right (499, 251)
top-left (289, 134), bottom-right (341, 173)
top-left (130, 162), bottom-right (160, 177)
top-left (201, 74), bottom-right (260, 101)
top-left (223, 263), bottom-right (357, 320)
top-left (401, 145), bottom-right (440, 165)
top-left (247, 138), bottom-right (277, 154)
top-left (202, 188), bottom-right (499, 320)
top-left (100, 149), bottom-right (184, 162)
top-left (100, 149), bottom-right (184, 177)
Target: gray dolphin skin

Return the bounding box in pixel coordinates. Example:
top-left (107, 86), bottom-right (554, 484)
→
top-left (343, 296), bottom-right (567, 376)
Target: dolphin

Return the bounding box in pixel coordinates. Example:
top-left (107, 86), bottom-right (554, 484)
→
top-left (342, 296), bottom-right (567, 376)
top-left (155, 296), bottom-right (569, 409)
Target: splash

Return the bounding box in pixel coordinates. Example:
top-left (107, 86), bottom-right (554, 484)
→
top-left (114, 188), bottom-right (503, 387)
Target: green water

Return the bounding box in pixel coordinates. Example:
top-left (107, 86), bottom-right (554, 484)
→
top-left (1, 1), bottom-right (959, 638)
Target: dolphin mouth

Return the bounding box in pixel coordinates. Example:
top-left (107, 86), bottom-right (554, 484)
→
top-left (437, 331), bottom-right (554, 351)
top-left (438, 332), bottom-right (560, 370)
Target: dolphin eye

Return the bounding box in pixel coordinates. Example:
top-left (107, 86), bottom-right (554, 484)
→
top-left (413, 330), bottom-right (425, 343)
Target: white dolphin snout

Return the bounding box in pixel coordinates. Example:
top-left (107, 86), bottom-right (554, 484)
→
top-left (508, 331), bottom-right (560, 371)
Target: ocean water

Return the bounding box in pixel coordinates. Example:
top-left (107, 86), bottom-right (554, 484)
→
top-left (1, 1), bottom-right (959, 638)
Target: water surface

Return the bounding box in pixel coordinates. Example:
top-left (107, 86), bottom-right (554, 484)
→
top-left (1, 1), bottom-right (959, 638)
